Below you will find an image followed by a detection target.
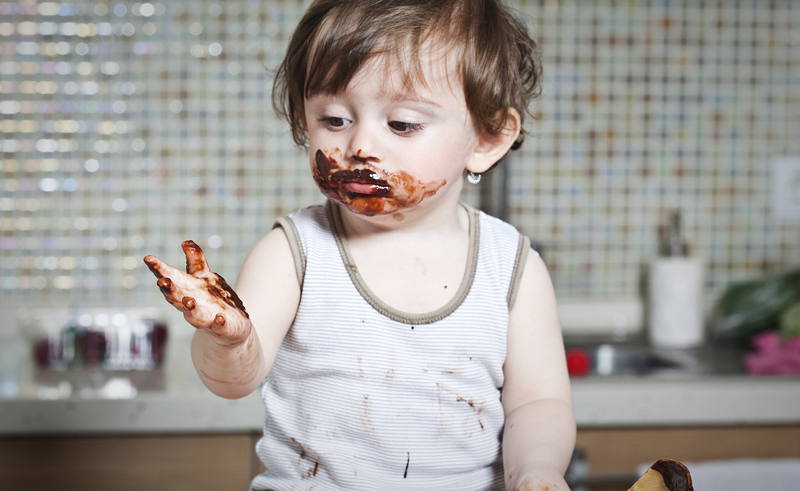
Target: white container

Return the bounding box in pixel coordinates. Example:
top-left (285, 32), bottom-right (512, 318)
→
top-left (648, 257), bottom-right (705, 348)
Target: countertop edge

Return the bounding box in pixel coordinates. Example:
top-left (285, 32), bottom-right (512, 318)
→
top-left (2, 377), bottom-right (800, 436)
top-left (572, 376), bottom-right (800, 427)
top-left (0, 390), bottom-right (265, 437)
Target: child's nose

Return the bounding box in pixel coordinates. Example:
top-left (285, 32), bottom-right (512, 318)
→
top-left (352, 148), bottom-right (381, 164)
top-left (346, 124), bottom-right (382, 164)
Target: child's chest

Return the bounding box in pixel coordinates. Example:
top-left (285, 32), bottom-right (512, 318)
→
top-left (346, 235), bottom-right (470, 314)
top-left (279, 271), bottom-right (509, 433)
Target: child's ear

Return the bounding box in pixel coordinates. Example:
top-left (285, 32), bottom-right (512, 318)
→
top-left (466, 108), bottom-right (521, 175)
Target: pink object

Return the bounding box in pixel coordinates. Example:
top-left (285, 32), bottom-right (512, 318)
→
top-left (745, 331), bottom-right (800, 375)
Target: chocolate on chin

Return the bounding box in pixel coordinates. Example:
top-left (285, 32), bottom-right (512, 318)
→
top-left (627, 459), bottom-right (693, 491)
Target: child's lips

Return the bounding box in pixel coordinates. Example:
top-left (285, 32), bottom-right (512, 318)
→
top-left (329, 169), bottom-right (391, 196)
top-left (344, 181), bottom-right (390, 195)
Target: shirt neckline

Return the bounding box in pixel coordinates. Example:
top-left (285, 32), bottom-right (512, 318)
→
top-left (326, 200), bottom-right (480, 325)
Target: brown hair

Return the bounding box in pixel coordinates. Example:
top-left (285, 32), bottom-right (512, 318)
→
top-left (272, 0), bottom-right (542, 151)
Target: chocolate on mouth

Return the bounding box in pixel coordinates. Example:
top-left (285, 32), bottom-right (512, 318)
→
top-left (312, 148), bottom-right (446, 216)
top-left (329, 169), bottom-right (391, 196)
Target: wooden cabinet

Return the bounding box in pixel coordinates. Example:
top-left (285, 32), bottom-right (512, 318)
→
top-left (3, 426), bottom-right (799, 490)
top-left (0, 433), bottom-right (263, 491)
top-left (574, 425), bottom-right (800, 490)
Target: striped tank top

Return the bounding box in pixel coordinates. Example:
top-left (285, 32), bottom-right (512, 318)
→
top-left (252, 201), bottom-right (532, 491)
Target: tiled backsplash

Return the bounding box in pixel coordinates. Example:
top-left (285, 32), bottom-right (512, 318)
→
top-left (1, 0), bottom-right (799, 309)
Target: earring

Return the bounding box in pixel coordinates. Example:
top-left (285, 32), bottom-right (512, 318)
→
top-left (466, 171), bottom-right (482, 184)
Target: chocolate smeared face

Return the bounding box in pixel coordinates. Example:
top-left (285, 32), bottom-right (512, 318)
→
top-left (312, 148), bottom-right (446, 216)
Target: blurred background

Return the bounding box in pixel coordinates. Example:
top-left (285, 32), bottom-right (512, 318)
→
top-left (1, 0), bottom-right (798, 307)
top-left (1, 1), bottom-right (800, 490)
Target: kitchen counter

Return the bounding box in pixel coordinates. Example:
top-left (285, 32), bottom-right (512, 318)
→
top-left (1, 388), bottom-right (264, 436)
top-left (3, 375), bottom-right (800, 436)
top-left (2, 344), bottom-right (800, 436)
top-left (564, 338), bottom-right (800, 426)
top-left (571, 375), bottom-right (800, 426)
top-left (0, 341), bottom-right (265, 436)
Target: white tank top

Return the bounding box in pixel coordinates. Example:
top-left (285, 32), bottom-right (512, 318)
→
top-left (252, 201), bottom-right (532, 491)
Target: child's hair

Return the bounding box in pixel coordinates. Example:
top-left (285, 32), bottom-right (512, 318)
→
top-left (272, 0), bottom-right (543, 152)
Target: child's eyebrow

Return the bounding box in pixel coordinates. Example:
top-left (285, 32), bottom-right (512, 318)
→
top-left (388, 93), bottom-right (443, 109)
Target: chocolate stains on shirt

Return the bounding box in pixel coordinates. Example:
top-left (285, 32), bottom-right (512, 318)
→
top-left (312, 148), bottom-right (446, 216)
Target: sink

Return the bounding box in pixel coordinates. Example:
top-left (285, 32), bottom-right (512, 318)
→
top-left (564, 340), bottom-right (747, 377)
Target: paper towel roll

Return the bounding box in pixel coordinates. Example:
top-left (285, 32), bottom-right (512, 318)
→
top-left (649, 257), bottom-right (705, 348)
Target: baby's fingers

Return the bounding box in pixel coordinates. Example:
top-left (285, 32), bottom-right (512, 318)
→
top-left (143, 255), bottom-right (182, 279)
top-left (155, 276), bottom-right (186, 311)
top-left (182, 240), bottom-right (211, 276)
top-left (157, 276), bottom-right (172, 292)
top-left (180, 296), bottom-right (237, 338)
top-left (180, 295), bottom-right (214, 328)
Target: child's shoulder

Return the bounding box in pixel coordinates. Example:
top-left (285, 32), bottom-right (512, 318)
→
top-left (470, 205), bottom-right (533, 254)
top-left (280, 202), bottom-right (328, 222)
top-left (273, 202), bottom-right (330, 243)
top-left (476, 207), bottom-right (523, 234)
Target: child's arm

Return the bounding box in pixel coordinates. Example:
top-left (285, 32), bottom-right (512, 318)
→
top-left (502, 252), bottom-right (576, 491)
top-left (144, 229), bottom-right (299, 399)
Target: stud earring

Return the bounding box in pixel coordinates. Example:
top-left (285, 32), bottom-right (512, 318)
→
top-left (466, 171), bottom-right (482, 184)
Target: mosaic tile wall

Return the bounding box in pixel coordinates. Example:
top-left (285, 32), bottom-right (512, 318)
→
top-left (1, 0), bottom-right (799, 309)
top-left (511, 0), bottom-right (800, 295)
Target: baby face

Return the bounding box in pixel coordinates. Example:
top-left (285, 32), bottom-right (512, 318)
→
top-left (304, 48), bottom-right (480, 217)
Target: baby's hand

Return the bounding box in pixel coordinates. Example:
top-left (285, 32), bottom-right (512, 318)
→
top-left (144, 241), bottom-right (251, 347)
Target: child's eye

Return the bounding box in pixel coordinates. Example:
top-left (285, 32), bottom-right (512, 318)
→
top-left (388, 121), bottom-right (423, 134)
top-left (318, 116), bottom-right (350, 129)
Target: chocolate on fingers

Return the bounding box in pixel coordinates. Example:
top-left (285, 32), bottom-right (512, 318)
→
top-left (143, 242), bottom-right (250, 332)
top-left (180, 295), bottom-right (223, 333)
top-left (143, 254), bottom-right (183, 280)
top-left (154, 276), bottom-right (186, 311)
top-left (157, 277), bottom-right (172, 291)
top-left (181, 240), bottom-right (211, 276)
top-left (180, 295), bottom-right (234, 340)
top-left (177, 240), bottom-right (249, 318)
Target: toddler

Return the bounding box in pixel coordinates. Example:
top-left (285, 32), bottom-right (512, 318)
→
top-left (144, 1), bottom-right (575, 489)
